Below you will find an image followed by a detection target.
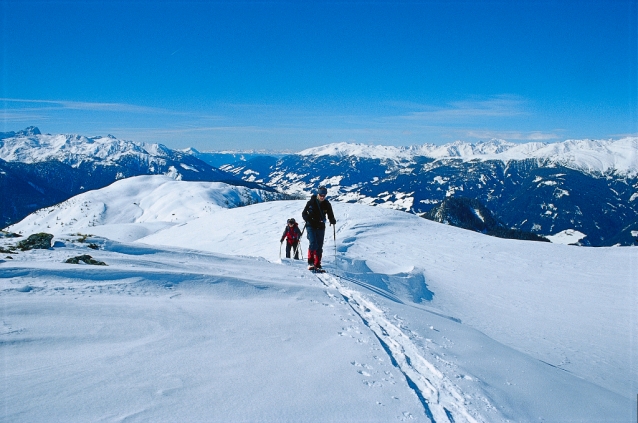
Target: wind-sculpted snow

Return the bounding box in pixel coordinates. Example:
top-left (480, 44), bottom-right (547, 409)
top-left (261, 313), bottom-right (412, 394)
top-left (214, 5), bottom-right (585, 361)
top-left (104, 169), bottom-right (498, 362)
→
top-left (1, 178), bottom-right (635, 422)
top-left (0, 241), bottom-right (432, 422)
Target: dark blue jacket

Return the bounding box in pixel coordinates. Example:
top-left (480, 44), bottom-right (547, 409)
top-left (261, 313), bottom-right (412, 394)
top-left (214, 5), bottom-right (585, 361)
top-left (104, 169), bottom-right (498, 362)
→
top-left (302, 195), bottom-right (336, 229)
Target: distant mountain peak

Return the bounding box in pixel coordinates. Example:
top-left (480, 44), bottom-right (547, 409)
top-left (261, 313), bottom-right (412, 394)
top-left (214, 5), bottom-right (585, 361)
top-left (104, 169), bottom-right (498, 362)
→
top-left (474, 138), bottom-right (518, 154)
top-left (0, 129), bottom-right (181, 166)
top-left (17, 126), bottom-right (41, 136)
top-left (181, 147), bottom-right (201, 155)
top-left (0, 126), bottom-right (41, 140)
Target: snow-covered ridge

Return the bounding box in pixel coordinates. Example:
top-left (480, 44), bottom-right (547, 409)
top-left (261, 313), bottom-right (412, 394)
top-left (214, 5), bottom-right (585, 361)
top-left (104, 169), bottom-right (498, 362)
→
top-left (0, 128), bottom-right (174, 167)
top-left (299, 137), bottom-right (638, 175)
top-left (6, 175), bottom-right (278, 241)
top-left (299, 142), bottom-right (416, 161)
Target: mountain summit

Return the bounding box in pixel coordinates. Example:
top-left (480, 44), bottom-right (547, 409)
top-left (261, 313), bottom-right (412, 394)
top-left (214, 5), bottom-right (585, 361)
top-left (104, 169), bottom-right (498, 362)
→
top-left (0, 125), bottom-right (41, 139)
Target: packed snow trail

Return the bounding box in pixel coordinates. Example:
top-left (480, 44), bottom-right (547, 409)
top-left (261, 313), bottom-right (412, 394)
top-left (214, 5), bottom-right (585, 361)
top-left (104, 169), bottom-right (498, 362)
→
top-left (316, 272), bottom-right (482, 423)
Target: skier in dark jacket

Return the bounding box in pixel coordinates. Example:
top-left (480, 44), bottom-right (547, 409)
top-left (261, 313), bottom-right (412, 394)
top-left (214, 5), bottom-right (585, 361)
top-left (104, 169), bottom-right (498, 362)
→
top-left (302, 186), bottom-right (336, 271)
top-left (280, 218), bottom-right (302, 259)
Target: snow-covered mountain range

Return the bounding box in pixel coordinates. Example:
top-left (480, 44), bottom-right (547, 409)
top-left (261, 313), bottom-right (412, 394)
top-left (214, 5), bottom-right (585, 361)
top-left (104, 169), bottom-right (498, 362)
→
top-left (217, 138), bottom-right (638, 246)
top-left (0, 127), bottom-right (264, 182)
top-left (0, 126), bottom-right (165, 166)
top-left (297, 138), bottom-right (638, 175)
top-left (0, 127), bottom-right (272, 227)
top-left (3, 127), bottom-right (637, 246)
top-left (1, 176), bottom-right (635, 422)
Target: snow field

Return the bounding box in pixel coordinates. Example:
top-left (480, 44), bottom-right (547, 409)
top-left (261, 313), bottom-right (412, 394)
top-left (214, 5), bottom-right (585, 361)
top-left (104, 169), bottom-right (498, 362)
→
top-left (330, 207), bottom-right (636, 400)
top-left (1, 244), bottom-right (428, 422)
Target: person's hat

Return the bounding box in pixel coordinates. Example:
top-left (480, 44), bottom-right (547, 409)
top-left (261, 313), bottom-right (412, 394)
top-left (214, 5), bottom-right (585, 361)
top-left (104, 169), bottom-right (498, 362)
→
top-left (287, 218), bottom-right (296, 224)
top-left (317, 186), bottom-right (328, 196)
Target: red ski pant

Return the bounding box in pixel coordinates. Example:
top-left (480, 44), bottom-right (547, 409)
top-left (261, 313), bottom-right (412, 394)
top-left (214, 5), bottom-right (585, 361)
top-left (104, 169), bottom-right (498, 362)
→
top-left (306, 226), bottom-right (325, 267)
top-left (307, 249), bottom-right (323, 267)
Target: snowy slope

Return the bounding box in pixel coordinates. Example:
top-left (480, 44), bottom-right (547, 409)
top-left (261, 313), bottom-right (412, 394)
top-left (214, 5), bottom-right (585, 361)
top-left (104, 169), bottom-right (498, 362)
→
top-left (6, 175), bottom-right (282, 242)
top-left (298, 137), bottom-right (638, 175)
top-left (140, 199), bottom-right (637, 400)
top-left (1, 245), bottom-right (431, 422)
top-left (2, 177), bottom-right (636, 422)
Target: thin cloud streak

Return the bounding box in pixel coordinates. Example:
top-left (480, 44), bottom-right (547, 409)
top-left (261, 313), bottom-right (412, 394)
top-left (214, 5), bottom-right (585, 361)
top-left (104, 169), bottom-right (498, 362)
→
top-left (0, 98), bottom-right (179, 115)
top-left (2, 96), bottom-right (599, 148)
top-left (400, 96), bottom-right (528, 121)
top-left (464, 130), bottom-right (562, 141)
top-left (0, 111), bottom-right (51, 122)
top-left (609, 132), bottom-right (638, 139)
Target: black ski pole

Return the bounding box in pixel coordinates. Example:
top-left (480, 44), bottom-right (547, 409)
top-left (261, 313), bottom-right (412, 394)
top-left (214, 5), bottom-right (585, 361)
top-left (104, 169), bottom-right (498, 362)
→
top-left (301, 223), bottom-right (307, 260)
top-left (294, 242), bottom-right (304, 261)
top-left (332, 224), bottom-right (337, 269)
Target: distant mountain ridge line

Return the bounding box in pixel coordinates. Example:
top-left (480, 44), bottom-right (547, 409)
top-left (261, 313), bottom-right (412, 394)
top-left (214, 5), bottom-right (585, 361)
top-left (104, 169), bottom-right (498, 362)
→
top-left (0, 128), bottom-right (176, 167)
top-left (297, 138), bottom-right (638, 176)
top-left (0, 127), bottom-right (271, 188)
top-left (3, 127), bottom-right (636, 175)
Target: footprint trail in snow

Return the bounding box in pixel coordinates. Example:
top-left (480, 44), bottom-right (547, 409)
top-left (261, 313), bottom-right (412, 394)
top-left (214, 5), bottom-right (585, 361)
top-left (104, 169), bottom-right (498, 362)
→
top-left (317, 272), bottom-right (484, 423)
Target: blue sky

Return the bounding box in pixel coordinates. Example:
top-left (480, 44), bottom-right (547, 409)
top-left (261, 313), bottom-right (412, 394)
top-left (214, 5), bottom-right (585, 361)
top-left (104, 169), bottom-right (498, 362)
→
top-left (1, 0), bottom-right (636, 151)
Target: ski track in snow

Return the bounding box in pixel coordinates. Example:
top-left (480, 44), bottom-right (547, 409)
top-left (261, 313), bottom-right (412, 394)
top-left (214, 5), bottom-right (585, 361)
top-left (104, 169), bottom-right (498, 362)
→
top-left (316, 272), bottom-right (484, 423)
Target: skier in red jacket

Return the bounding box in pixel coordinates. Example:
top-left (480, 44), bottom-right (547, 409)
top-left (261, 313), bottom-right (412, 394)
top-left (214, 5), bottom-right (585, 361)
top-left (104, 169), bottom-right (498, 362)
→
top-left (280, 218), bottom-right (302, 259)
